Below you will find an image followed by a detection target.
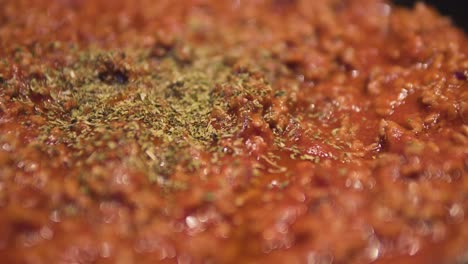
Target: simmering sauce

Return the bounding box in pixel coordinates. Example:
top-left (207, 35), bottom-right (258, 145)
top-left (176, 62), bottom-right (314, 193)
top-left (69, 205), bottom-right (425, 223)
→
top-left (0, 0), bottom-right (467, 263)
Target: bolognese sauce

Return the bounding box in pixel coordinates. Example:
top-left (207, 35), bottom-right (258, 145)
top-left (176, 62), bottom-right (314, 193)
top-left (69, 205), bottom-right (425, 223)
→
top-left (0, 0), bottom-right (467, 263)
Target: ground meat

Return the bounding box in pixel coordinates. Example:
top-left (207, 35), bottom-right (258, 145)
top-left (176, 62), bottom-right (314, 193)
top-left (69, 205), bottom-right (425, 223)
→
top-left (0, 0), bottom-right (467, 264)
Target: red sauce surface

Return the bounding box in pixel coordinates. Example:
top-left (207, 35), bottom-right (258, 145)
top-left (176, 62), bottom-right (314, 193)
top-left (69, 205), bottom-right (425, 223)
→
top-left (0, 1), bottom-right (467, 263)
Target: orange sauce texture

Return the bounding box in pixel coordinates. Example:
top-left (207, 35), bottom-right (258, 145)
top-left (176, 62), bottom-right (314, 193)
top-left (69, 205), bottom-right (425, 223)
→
top-left (0, 0), bottom-right (467, 263)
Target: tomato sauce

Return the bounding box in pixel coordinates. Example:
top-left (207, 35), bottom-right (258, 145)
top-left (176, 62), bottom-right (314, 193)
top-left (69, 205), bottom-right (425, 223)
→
top-left (0, 1), bottom-right (467, 263)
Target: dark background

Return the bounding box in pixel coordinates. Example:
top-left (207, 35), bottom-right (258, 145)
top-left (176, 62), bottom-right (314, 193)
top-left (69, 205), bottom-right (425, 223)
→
top-left (393, 0), bottom-right (467, 31)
